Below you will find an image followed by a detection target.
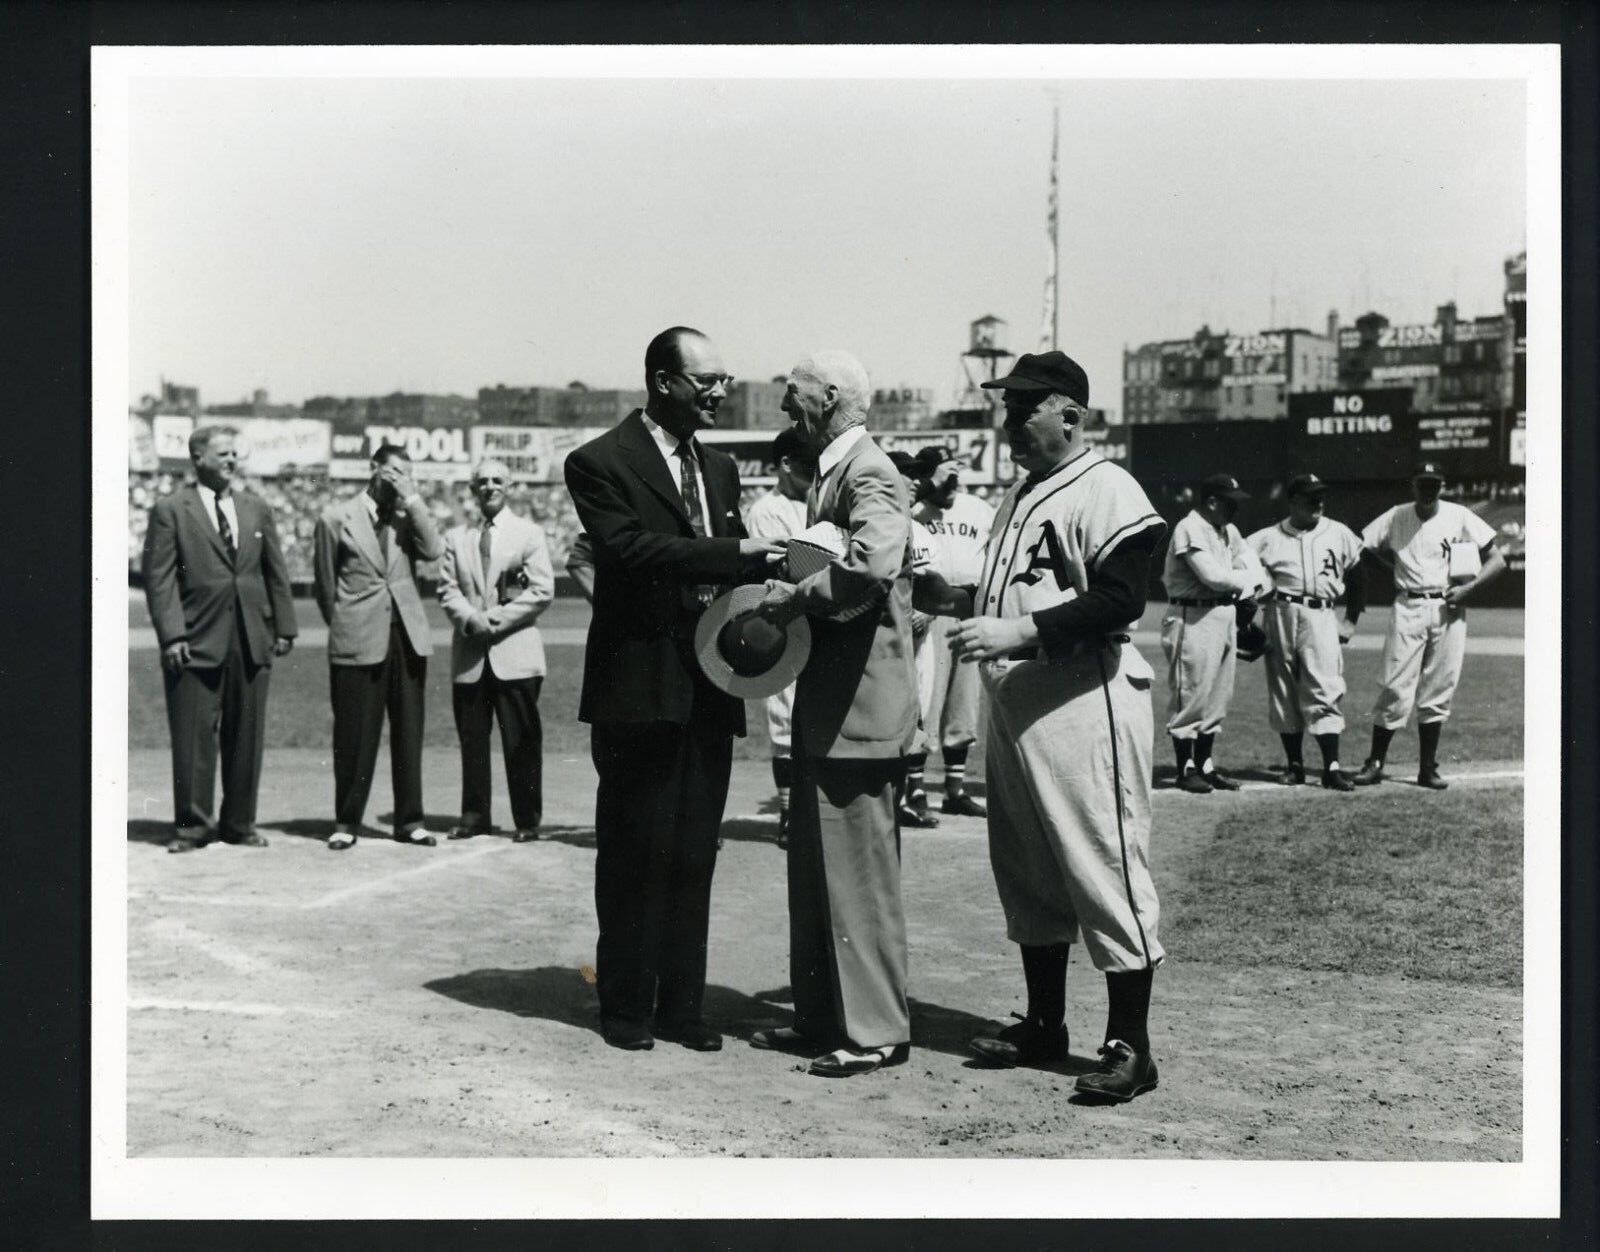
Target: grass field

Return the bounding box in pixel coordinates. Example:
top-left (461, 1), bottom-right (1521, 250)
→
top-left (121, 596), bottom-right (1526, 1163)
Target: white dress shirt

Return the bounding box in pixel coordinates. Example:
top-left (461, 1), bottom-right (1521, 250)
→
top-left (641, 412), bottom-right (712, 534)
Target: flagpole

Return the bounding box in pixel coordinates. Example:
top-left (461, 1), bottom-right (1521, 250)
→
top-left (1039, 101), bottom-right (1060, 352)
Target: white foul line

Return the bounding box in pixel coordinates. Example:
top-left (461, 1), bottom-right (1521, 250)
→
top-left (304, 840), bottom-right (512, 910)
top-left (129, 997), bottom-right (342, 1018)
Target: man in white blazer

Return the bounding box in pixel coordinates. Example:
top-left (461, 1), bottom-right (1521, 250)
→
top-left (437, 459), bottom-right (557, 841)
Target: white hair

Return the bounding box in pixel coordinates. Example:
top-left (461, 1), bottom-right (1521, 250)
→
top-left (472, 457), bottom-right (511, 482)
top-left (793, 350), bottom-right (872, 424)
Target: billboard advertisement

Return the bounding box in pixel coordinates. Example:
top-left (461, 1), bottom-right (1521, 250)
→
top-left (470, 425), bottom-right (597, 483)
top-left (876, 429), bottom-right (998, 486)
top-left (232, 417), bottom-right (331, 475)
top-left (1415, 411), bottom-right (1501, 479)
top-left (329, 423), bottom-right (474, 481)
top-left (152, 414), bottom-right (195, 468)
top-left (129, 414), bottom-right (158, 472)
top-left (1286, 390), bottom-right (1417, 481)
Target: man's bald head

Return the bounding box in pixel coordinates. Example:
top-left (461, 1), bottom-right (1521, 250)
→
top-left (644, 326), bottom-right (710, 389)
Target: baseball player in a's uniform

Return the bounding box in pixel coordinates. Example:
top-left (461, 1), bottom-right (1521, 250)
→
top-left (1245, 473), bottom-right (1367, 790)
top-left (888, 449), bottom-right (946, 829)
top-left (911, 446), bottom-right (995, 818)
top-left (1160, 474), bottom-right (1270, 794)
top-left (950, 350), bottom-right (1167, 1104)
top-left (1352, 462), bottom-right (1505, 790)
top-left (744, 427), bottom-right (817, 844)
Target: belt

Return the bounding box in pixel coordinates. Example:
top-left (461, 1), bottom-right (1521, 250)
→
top-left (1397, 589), bottom-right (1447, 600)
top-left (1171, 596), bottom-right (1232, 608)
top-left (1267, 591), bottom-right (1333, 610)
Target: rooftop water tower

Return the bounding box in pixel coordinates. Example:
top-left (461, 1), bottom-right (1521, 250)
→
top-left (958, 315), bottom-right (1016, 416)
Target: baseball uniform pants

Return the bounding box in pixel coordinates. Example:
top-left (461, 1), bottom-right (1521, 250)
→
top-left (1160, 602), bottom-right (1237, 740)
top-left (1262, 600), bottom-right (1347, 735)
top-left (920, 615), bottom-right (981, 752)
top-left (764, 682), bottom-right (796, 758)
top-left (980, 644), bottom-right (1165, 973)
top-left (1372, 596), bottom-right (1468, 729)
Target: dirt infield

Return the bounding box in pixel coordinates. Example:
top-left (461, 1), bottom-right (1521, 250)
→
top-left (125, 747), bottom-right (1522, 1161)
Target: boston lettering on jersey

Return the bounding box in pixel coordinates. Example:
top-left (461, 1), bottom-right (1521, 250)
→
top-left (922, 520), bottom-right (986, 539)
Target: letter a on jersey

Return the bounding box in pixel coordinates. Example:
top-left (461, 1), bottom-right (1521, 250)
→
top-left (1009, 520), bottom-right (1071, 590)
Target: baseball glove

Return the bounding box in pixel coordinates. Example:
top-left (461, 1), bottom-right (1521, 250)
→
top-left (1236, 620), bottom-right (1269, 663)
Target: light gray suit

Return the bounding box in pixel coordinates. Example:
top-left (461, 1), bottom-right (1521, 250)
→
top-left (786, 431), bottom-right (918, 1051)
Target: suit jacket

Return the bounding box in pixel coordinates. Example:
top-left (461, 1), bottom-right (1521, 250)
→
top-left (312, 491), bottom-right (445, 666)
top-left (790, 432), bottom-right (918, 760)
top-left (437, 511), bottom-right (556, 683)
top-left (141, 484), bottom-right (298, 669)
top-left (564, 409), bottom-right (751, 734)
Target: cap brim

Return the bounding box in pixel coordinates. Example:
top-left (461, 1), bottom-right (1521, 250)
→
top-left (1222, 488), bottom-right (1251, 502)
top-left (979, 375), bottom-right (1053, 390)
top-left (694, 585), bottom-right (812, 699)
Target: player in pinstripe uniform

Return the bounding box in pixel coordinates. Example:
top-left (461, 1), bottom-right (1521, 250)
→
top-left (949, 351), bottom-right (1167, 1103)
top-left (1245, 473), bottom-right (1367, 790)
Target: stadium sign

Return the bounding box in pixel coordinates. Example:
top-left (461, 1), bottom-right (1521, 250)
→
top-left (1287, 389), bottom-right (1416, 480)
top-left (231, 417), bottom-right (331, 475)
top-left (329, 423), bottom-right (472, 480)
top-left (470, 425), bottom-right (596, 483)
top-left (1377, 323), bottom-right (1442, 349)
top-left (1224, 332), bottom-right (1285, 357)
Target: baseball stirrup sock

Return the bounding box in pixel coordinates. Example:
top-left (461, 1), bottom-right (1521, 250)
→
top-left (1280, 733), bottom-right (1304, 766)
top-left (1194, 732), bottom-right (1216, 772)
top-left (1314, 733), bottom-right (1340, 771)
top-left (1368, 725), bottom-right (1395, 766)
top-left (1173, 738), bottom-right (1193, 772)
top-left (771, 757), bottom-right (793, 814)
top-left (1417, 720), bottom-right (1442, 770)
top-left (1105, 967), bottom-right (1154, 1055)
top-left (942, 745), bottom-right (970, 796)
top-left (905, 754), bottom-right (928, 800)
top-left (1021, 943), bottom-right (1070, 1031)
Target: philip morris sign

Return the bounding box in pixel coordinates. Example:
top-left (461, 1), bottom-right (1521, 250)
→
top-left (1287, 390), bottom-right (1417, 480)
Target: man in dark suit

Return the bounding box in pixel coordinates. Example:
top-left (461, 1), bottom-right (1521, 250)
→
top-left (142, 425), bottom-right (298, 853)
top-left (564, 326), bottom-right (784, 1053)
top-left (312, 444), bottom-right (445, 850)
top-left (752, 350), bottom-right (919, 1077)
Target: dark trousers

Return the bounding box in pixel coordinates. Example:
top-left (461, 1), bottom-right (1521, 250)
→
top-left (330, 618), bottom-right (426, 834)
top-left (163, 612), bottom-right (270, 842)
top-left (590, 713), bottom-right (732, 1028)
top-left (452, 671), bottom-right (544, 832)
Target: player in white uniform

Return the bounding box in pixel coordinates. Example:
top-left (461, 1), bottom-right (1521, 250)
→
top-left (950, 351), bottom-right (1167, 1104)
top-left (1245, 473), bottom-right (1367, 790)
top-left (910, 446), bottom-right (996, 819)
top-left (744, 427), bottom-right (817, 844)
top-left (888, 449), bottom-right (946, 829)
top-left (1160, 474), bottom-right (1270, 794)
top-left (1352, 463), bottom-right (1505, 790)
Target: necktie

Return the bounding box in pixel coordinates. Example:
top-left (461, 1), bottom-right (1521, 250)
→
top-left (674, 438), bottom-right (707, 537)
top-left (479, 517), bottom-right (495, 607)
top-left (674, 438), bottom-right (715, 609)
top-left (377, 509), bottom-right (392, 566)
top-left (214, 496), bottom-right (235, 560)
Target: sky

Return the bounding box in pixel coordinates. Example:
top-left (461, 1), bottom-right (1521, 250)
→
top-left (126, 72), bottom-right (1527, 415)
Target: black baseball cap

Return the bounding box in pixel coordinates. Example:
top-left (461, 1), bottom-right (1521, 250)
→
top-left (1412, 461), bottom-right (1445, 481)
top-left (887, 449), bottom-right (920, 476)
top-left (1199, 473), bottom-right (1250, 503)
top-left (912, 445), bottom-right (957, 476)
top-left (772, 426), bottom-right (816, 466)
top-left (980, 350), bottom-right (1090, 406)
top-left (1285, 473), bottom-right (1328, 500)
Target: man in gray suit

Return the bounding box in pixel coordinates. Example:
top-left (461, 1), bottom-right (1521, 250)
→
top-left (312, 444), bottom-right (445, 850)
top-left (437, 459), bottom-right (556, 842)
top-left (752, 350), bottom-right (919, 1077)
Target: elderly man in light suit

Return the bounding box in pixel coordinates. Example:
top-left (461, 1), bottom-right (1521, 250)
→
top-left (752, 350), bottom-right (919, 1077)
top-left (313, 443), bottom-right (445, 850)
top-left (437, 459), bottom-right (556, 842)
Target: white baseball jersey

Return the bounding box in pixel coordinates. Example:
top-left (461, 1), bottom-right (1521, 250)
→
top-left (1247, 517), bottom-right (1364, 599)
top-left (1162, 511), bottom-right (1255, 601)
top-left (1360, 501), bottom-right (1496, 594)
top-left (915, 490), bottom-right (994, 589)
top-left (909, 517), bottom-right (938, 578)
top-left (976, 449), bottom-right (1163, 628)
top-left (746, 488), bottom-right (809, 543)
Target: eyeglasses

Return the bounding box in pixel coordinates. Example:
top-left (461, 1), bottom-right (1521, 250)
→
top-left (670, 370), bottom-right (735, 393)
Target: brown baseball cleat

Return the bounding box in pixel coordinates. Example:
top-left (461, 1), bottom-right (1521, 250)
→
top-left (1352, 760), bottom-right (1386, 786)
top-left (1073, 1040), bottom-right (1159, 1103)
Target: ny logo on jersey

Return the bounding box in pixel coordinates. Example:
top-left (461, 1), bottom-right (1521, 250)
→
top-left (1008, 520), bottom-right (1070, 590)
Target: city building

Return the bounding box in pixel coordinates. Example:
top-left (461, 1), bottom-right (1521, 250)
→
top-left (1120, 326), bottom-right (1226, 425)
top-left (718, 380), bottom-right (788, 430)
top-left (1124, 324), bottom-right (1336, 424)
top-left (303, 391), bottom-right (477, 427)
top-left (868, 387), bottom-right (936, 431)
top-left (477, 384), bottom-right (571, 426)
top-left (1336, 301), bottom-right (1510, 414)
top-left (136, 380), bottom-right (201, 416)
top-left (202, 388), bottom-right (302, 420)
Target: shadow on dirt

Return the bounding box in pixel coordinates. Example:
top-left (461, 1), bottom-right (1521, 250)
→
top-left (425, 966), bottom-right (1021, 1063)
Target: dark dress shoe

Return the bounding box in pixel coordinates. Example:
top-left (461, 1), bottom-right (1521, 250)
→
top-left (808, 1042), bottom-right (910, 1077)
top-left (1278, 763), bottom-right (1306, 786)
top-left (776, 812), bottom-right (790, 849)
top-left (940, 792), bottom-right (987, 818)
top-left (1322, 767), bottom-right (1356, 792)
top-left (655, 1020), bottom-right (723, 1051)
top-left (1416, 766), bottom-right (1449, 791)
top-left (968, 1017), bottom-right (1069, 1068)
top-left (1352, 759), bottom-right (1385, 786)
top-left (750, 1026), bottom-right (816, 1054)
top-left (167, 837), bottom-right (208, 854)
top-left (512, 829), bottom-right (542, 843)
top-left (327, 832), bottom-right (357, 851)
top-left (1203, 768), bottom-right (1241, 792)
top-left (395, 829), bottom-right (437, 847)
top-left (1073, 1040), bottom-right (1159, 1103)
top-left (448, 826), bottom-right (484, 841)
top-left (600, 1019), bottom-right (655, 1051)
top-left (222, 833), bottom-right (269, 848)
top-left (1177, 770), bottom-right (1213, 795)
